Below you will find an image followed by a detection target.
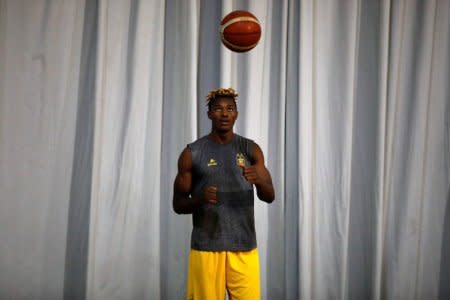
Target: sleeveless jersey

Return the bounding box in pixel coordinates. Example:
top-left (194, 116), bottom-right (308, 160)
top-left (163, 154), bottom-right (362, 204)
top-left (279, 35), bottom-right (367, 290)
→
top-left (188, 134), bottom-right (256, 251)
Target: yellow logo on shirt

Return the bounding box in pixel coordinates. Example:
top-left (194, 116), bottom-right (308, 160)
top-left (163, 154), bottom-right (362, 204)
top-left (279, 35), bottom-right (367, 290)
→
top-left (207, 158), bottom-right (217, 167)
top-left (236, 153), bottom-right (245, 166)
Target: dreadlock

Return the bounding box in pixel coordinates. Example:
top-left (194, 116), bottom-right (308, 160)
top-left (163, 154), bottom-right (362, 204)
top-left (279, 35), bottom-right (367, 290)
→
top-left (205, 87), bottom-right (238, 111)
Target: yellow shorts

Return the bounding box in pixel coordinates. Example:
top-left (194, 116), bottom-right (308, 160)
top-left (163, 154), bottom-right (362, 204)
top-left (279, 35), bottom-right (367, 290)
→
top-left (186, 249), bottom-right (260, 300)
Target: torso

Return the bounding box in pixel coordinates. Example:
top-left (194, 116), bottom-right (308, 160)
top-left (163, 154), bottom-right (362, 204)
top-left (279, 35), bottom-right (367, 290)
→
top-left (188, 134), bottom-right (257, 251)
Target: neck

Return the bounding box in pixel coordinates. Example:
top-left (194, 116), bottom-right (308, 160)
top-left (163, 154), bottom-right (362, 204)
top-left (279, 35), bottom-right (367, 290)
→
top-left (208, 130), bottom-right (234, 144)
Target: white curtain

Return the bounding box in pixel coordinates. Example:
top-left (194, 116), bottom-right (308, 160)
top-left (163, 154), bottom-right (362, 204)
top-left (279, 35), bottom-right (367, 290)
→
top-left (0, 0), bottom-right (449, 299)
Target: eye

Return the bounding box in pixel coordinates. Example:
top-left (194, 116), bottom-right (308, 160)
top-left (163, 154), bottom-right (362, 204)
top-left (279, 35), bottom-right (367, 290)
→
top-left (227, 107), bottom-right (234, 112)
top-left (214, 107), bottom-right (222, 112)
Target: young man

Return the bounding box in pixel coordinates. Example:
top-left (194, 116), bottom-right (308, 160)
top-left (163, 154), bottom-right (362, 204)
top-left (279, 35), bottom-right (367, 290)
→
top-left (173, 87), bottom-right (275, 300)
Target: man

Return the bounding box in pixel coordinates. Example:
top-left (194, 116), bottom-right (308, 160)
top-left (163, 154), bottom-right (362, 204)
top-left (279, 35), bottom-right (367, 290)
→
top-left (173, 87), bottom-right (275, 300)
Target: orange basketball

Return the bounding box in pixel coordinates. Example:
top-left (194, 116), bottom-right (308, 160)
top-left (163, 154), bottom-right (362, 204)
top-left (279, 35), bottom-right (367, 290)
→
top-left (220, 10), bottom-right (261, 53)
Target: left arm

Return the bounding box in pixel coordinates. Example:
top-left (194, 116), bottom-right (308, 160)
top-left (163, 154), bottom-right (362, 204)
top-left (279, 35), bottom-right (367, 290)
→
top-left (241, 143), bottom-right (275, 203)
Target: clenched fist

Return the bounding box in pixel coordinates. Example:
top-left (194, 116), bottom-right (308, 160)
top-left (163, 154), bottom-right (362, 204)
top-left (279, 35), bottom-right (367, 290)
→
top-left (241, 165), bottom-right (262, 185)
top-left (203, 185), bottom-right (218, 204)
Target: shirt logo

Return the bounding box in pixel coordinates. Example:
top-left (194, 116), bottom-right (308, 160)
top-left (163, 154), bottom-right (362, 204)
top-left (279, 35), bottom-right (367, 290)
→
top-left (207, 158), bottom-right (217, 167)
top-left (236, 153), bottom-right (245, 166)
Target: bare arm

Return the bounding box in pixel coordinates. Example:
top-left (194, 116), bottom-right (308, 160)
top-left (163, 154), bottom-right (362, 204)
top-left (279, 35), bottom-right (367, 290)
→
top-left (172, 147), bottom-right (217, 214)
top-left (241, 143), bottom-right (275, 203)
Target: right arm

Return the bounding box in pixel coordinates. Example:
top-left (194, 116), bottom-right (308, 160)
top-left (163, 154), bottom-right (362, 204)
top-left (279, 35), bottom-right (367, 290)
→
top-left (172, 147), bottom-right (217, 214)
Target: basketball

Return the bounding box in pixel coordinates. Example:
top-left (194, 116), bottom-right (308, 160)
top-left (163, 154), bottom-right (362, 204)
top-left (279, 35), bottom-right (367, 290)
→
top-left (220, 10), bottom-right (261, 53)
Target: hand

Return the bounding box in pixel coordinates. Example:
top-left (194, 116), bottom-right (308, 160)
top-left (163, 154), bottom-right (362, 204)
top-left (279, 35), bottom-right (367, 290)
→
top-left (241, 165), bottom-right (261, 185)
top-left (202, 185), bottom-right (218, 204)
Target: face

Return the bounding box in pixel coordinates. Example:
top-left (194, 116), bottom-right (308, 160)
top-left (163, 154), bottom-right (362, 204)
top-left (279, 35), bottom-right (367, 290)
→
top-left (207, 96), bottom-right (238, 132)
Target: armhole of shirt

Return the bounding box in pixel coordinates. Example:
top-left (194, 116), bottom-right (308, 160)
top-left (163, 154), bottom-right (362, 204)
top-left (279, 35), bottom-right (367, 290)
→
top-left (187, 143), bottom-right (195, 166)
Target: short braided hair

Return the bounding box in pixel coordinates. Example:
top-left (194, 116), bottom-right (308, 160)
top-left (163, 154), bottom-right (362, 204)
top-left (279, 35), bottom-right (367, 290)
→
top-left (205, 87), bottom-right (238, 111)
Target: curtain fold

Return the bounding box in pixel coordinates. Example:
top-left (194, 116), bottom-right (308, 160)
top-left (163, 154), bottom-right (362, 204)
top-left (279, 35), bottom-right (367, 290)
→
top-left (0, 1), bottom-right (85, 298)
top-left (0, 0), bottom-right (448, 299)
top-left (87, 0), bottom-right (166, 299)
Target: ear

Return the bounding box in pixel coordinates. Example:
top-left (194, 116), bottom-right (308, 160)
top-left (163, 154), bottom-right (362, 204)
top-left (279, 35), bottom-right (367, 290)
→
top-left (207, 110), bottom-right (212, 120)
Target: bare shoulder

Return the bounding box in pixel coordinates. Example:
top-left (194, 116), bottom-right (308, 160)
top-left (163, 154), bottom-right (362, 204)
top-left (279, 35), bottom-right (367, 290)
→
top-left (174, 147), bottom-right (193, 194)
top-left (178, 147), bottom-right (192, 172)
top-left (251, 142), bottom-right (265, 164)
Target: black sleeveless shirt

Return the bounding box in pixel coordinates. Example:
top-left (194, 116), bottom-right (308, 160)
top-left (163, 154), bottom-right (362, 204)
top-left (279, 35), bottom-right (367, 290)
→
top-left (188, 134), bottom-right (257, 251)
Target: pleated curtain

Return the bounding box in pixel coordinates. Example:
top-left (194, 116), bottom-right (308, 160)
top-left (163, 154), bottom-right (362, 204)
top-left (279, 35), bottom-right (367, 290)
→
top-left (0, 0), bottom-right (449, 299)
